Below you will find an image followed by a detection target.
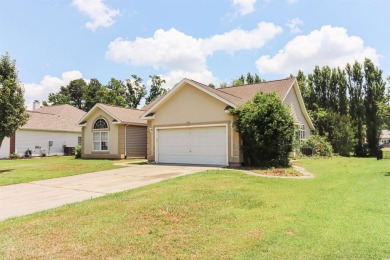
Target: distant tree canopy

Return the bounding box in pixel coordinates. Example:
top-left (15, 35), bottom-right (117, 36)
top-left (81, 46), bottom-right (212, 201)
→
top-left (219, 72), bottom-right (264, 88)
top-left (47, 75), bottom-right (161, 111)
top-left (145, 75), bottom-right (167, 105)
top-left (379, 78), bottom-right (390, 128)
top-left (296, 58), bottom-right (387, 157)
top-left (0, 53), bottom-right (29, 149)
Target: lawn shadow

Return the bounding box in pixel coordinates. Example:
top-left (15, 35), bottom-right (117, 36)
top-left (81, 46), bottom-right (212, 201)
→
top-left (384, 172), bottom-right (390, 177)
top-left (0, 169), bottom-right (13, 174)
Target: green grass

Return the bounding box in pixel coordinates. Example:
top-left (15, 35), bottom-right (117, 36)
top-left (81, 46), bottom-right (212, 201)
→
top-left (0, 157), bottom-right (389, 258)
top-left (0, 156), bottom-right (141, 186)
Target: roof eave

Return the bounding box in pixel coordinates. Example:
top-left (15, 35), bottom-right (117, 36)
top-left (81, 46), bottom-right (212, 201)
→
top-left (18, 128), bottom-right (82, 133)
top-left (77, 103), bottom-right (122, 125)
top-left (287, 79), bottom-right (315, 130)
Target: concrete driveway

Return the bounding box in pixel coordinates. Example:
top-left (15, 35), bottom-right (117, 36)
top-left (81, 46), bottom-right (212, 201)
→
top-left (0, 164), bottom-right (217, 221)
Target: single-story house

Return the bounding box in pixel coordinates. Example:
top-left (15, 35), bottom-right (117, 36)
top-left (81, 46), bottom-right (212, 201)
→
top-left (380, 130), bottom-right (390, 144)
top-left (141, 78), bottom-right (315, 166)
top-left (0, 102), bottom-right (85, 158)
top-left (78, 103), bottom-right (147, 159)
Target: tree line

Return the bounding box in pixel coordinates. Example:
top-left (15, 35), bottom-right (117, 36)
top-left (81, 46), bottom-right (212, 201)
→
top-left (295, 58), bottom-right (389, 156)
top-left (45, 75), bottom-right (168, 111)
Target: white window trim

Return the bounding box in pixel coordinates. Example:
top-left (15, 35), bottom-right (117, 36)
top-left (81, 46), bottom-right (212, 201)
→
top-left (296, 124), bottom-right (305, 144)
top-left (92, 131), bottom-right (109, 151)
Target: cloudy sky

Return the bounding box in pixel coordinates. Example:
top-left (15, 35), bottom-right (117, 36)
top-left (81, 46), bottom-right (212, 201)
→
top-left (0, 0), bottom-right (388, 108)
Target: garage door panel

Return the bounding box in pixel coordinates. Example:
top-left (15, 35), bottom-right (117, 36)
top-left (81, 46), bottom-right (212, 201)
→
top-left (158, 144), bottom-right (189, 154)
top-left (157, 126), bottom-right (227, 165)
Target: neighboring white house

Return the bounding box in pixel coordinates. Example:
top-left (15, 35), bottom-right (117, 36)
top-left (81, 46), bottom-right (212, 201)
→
top-left (0, 101), bottom-right (85, 158)
top-left (0, 137), bottom-right (10, 158)
top-left (380, 130), bottom-right (390, 144)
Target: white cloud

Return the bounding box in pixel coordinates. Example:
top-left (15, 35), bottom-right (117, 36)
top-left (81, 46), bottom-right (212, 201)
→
top-left (286, 18), bottom-right (303, 34)
top-left (202, 22), bottom-right (283, 54)
top-left (23, 70), bottom-right (85, 109)
top-left (106, 28), bottom-right (206, 71)
top-left (256, 25), bottom-right (381, 75)
top-left (287, 0), bottom-right (298, 4)
top-left (160, 70), bottom-right (217, 90)
top-left (232, 0), bottom-right (257, 16)
top-left (106, 22), bottom-right (282, 86)
top-left (72, 0), bottom-right (120, 31)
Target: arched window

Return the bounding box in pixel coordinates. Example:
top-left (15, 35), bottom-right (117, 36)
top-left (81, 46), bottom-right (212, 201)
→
top-left (93, 118), bottom-right (109, 151)
top-left (94, 119), bottom-right (108, 129)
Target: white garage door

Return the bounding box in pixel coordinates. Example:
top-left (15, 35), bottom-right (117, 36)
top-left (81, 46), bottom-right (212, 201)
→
top-left (157, 126), bottom-right (227, 165)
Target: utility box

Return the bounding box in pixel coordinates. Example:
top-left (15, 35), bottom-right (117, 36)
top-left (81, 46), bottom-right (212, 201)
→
top-left (63, 146), bottom-right (75, 156)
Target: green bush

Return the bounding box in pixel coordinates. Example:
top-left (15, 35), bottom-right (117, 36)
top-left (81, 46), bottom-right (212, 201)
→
top-left (9, 153), bottom-right (19, 159)
top-left (302, 135), bottom-right (333, 157)
top-left (310, 109), bottom-right (355, 156)
top-left (41, 153), bottom-right (46, 157)
top-left (231, 92), bottom-right (294, 167)
top-left (75, 145), bottom-right (82, 159)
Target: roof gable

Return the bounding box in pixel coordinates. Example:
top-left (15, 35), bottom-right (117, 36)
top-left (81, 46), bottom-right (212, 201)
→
top-left (141, 78), bottom-right (239, 119)
top-left (78, 103), bottom-right (147, 126)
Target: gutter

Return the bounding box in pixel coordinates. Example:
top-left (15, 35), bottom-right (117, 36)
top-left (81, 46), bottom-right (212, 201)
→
top-left (125, 124), bottom-right (128, 158)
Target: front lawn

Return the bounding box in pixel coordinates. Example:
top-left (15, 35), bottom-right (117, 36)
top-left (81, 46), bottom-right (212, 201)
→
top-left (0, 156), bottom-right (145, 186)
top-left (0, 157), bottom-right (389, 258)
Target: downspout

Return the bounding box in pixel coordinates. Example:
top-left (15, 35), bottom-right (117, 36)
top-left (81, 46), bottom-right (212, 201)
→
top-left (124, 124), bottom-right (128, 159)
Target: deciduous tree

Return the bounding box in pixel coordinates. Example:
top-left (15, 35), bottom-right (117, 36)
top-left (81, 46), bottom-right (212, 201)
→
top-left (363, 58), bottom-right (386, 155)
top-left (145, 75), bottom-right (167, 105)
top-left (0, 53), bottom-right (29, 149)
top-left (125, 75), bottom-right (147, 108)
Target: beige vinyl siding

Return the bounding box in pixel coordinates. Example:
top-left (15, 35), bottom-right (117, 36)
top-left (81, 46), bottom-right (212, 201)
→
top-left (126, 125), bottom-right (147, 158)
top-left (118, 125), bottom-right (125, 155)
top-left (284, 87), bottom-right (311, 138)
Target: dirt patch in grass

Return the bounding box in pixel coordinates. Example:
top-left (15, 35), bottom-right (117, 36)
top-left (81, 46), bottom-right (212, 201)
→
top-left (229, 166), bottom-right (303, 177)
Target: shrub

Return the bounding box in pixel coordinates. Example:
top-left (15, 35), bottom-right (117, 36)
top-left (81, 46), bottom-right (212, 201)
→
top-left (75, 145), bottom-right (82, 159)
top-left (41, 153), bottom-right (47, 157)
top-left (310, 109), bottom-right (355, 156)
top-left (9, 153), bottom-right (19, 159)
top-left (231, 92), bottom-right (294, 167)
top-left (302, 135), bottom-right (333, 157)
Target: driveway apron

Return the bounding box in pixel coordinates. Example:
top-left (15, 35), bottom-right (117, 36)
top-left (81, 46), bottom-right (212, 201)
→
top-left (0, 164), bottom-right (216, 221)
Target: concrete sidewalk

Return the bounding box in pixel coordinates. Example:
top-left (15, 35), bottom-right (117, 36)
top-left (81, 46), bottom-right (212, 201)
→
top-left (0, 164), bottom-right (216, 221)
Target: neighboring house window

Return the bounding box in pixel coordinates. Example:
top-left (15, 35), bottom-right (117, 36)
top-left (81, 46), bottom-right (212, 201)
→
top-left (93, 118), bottom-right (109, 151)
top-left (78, 136), bottom-right (82, 145)
top-left (295, 124), bottom-right (305, 144)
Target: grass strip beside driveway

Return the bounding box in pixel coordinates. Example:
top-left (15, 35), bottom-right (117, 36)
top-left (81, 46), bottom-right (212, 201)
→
top-left (0, 157), bottom-right (145, 186)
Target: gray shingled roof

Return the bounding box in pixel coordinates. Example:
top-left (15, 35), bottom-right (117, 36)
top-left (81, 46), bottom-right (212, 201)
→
top-left (217, 78), bottom-right (294, 105)
top-left (22, 104), bottom-right (85, 132)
